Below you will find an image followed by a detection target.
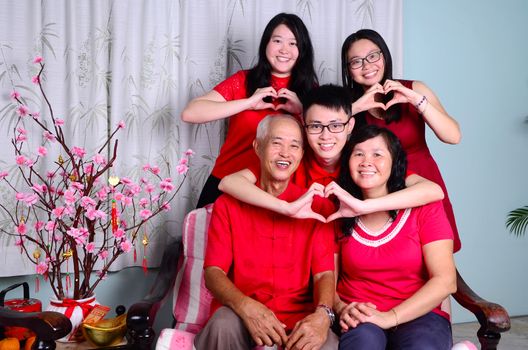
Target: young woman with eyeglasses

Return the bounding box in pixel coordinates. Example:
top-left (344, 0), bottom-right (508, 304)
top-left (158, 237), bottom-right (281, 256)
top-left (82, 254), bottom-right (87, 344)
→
top-left (342, 29), bottom-right (462, 252)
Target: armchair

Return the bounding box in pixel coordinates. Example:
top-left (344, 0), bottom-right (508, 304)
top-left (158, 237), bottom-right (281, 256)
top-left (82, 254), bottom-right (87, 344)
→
top-left (126, 205), bottom-right (511, 350)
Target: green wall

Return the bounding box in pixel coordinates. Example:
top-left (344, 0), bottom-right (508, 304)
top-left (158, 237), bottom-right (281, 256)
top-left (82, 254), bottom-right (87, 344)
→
top-left (403, 0), bottom-right (528, 322)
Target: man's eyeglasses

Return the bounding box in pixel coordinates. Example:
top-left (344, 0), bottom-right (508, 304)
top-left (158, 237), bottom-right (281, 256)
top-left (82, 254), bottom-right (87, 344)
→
top-left (347, 50), bottom-right (382, 70)
top-left (304, 120), bottom-right (351, 134)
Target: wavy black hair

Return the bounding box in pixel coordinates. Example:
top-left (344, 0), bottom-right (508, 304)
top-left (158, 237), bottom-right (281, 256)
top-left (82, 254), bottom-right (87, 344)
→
top-left (338, 125), bottom-right (407, 235)
top-left (246, 13), bottom-right (318, 103)
top-left (341, 29), bottom-right (400, 123)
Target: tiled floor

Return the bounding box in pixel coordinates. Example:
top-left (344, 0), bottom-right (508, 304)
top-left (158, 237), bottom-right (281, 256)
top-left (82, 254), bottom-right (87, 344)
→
top-left (452, 315), bottom-right (528, 349)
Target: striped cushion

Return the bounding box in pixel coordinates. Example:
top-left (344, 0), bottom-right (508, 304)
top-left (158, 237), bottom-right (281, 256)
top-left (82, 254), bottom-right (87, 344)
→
top-left (172, 204), bottom-right (214, 334)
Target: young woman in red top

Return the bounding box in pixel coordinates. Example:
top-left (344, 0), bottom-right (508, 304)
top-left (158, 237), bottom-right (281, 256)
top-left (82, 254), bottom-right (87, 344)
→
top-left (341, 29), bottom-right (462, 252)
top-left (181, 13), bottom-right (318, 208)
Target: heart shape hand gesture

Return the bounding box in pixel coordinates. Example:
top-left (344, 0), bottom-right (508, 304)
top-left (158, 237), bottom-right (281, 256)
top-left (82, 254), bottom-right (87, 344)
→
top-left (249, 86), bottom-right (302, 115)
top-left (353, 80), bottom-right (423, 115)
top-left (289, 182), bottom-right (371, 223)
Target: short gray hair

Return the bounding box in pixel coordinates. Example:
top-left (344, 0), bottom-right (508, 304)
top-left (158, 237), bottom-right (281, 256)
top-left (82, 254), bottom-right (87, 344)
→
top-left (255, 114), bottom-right (302, 145)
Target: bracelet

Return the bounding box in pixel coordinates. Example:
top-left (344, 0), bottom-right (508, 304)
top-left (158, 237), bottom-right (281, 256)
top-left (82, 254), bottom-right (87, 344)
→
top-left (391, 308), bottom-right (399, 329)
top-left (415, 95), bottom-right (427, 114)
top-left (316, 304), bottom-right (335, 327)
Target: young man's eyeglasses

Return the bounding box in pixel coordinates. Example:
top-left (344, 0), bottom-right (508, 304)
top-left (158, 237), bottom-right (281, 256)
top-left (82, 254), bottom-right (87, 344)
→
top-left (304, 120), bottom-right (351, 134)
top-left (347, 51), bottom-right (382, 70)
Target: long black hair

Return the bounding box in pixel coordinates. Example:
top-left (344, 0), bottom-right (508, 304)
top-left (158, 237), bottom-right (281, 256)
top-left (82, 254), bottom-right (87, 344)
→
top-left (338, 125), bottom-right (407, 235)
top-left (246, 13), bottom-right (318, 102)
top-left (341, 29), bottom-right (400, 123)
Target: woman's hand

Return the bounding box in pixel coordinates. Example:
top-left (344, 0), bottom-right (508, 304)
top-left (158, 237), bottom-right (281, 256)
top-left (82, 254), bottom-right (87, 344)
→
top-left (275, 88), bottom-right (303, 115)
top-left (324, 181), bottom-right (371, 221)
top-left (248, 87), bottom-right (279, 111)
top-left (351, 83), bottom-right (387, 115)
top-left (383, 79), bottom-right (422, 109)
top-left (339, 302), bottom-right (377, 331)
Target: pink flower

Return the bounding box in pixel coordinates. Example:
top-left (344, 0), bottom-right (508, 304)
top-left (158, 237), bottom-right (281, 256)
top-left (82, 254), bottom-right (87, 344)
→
top-left (16, 192), bottom-right (26, 201)
top-left (80, 196), bottom-right (96, 209)
top-left (97, 187), bottom-right (109, 200)
top-left (84, 163), bottom-right (94, 174)
top-left (179, 157), bottom-right (188, 166)
top-left (99, 249), bottom-right (109, 260)
top-left (16, 134), bottom-right (27, 143)
top-left (67, 228), bottom-right (87, 245)
top-left (31, 75), bottom-right (40, 84)
top-left (72, 146), bottom-right (86, 158)
top-left (33, 56), bottom-right (43, 64)
top-left (184, 149), bottom-right (195, 157)
top-left (150, 166), bottom-right (160, 175)
top-left (123, 196), bottom-right (133, 207)
top-left (139, 209), bottom-right (152, 220)
top-left (70, 182), bottom-right (84, 191)
top-left (145, 184), bottom-right (155, 193)
top-left (160, 178), bottom-right (174, 192)
top-left (36, 262), bottom-right (48, 275)
top-left (93, 154), bottom-right (106, 165)
top-left (32, 111), bottom-right (40, 120)
top-left (37, 146), bottom-right (47, 156)
top-left (43, 131), bottom-right (56, 142)
top-left (46, 171), bottom-right (55, 179)
top-left (17, 127), bottom-right (27, 135)
top-left (15, 238), bottom-right (23, 247)
top-left (10, 90), bottom-right (20, 100)
top-left (32, 184), bottom-right (48, 193)
top-left (0, 171), bottom-right (8, 180)
top-left (63, 189), bottom-right (77, 205)
top-left (54, 118), bottom-right (64, 126)
top-left (23, 194), bottom-right (38, 207)
top-left (113, 228), bottom-right (125, 239)
top-left (15, 155), bottom-right (27, 165)
top-left (142, 164), bottom-right (151, 171)
top-left (34, 221), bottom-right (45, 231)
top-left (85, 242), bottom-right (96, 253)
top-left (117, 120), bottom-right (126, 129)
top-left (139, 198), bottom-right (149, 208)
top-left (120, 240), bottom-right (132, 253)
top-left (114, 192), bottom-right (124, 201)
top-left (129, 184), bottom-right (141, 196)
top-left (45, 221), bottom-right (56, 232)
top-left (52, 206), bottom-right (66, 219)
top-left (120, 177), bottom-right (133, 186)
top-left (17, 105), bottom-right (29, 117)
top-left (176, 163), bottom-right (189, 175)
top-left (17, 222), bottom-right (27, 235)
top-left (161, 202), bottom-right (171, 211)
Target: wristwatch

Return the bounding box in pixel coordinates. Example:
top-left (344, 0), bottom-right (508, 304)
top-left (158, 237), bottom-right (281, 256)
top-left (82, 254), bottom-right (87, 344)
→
top-left (316, 304), bottom-right (335, 327)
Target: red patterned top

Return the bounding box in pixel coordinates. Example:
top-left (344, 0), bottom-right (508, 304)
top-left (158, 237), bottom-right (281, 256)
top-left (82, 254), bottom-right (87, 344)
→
top-left (211, 70), bottom-right (291, 179)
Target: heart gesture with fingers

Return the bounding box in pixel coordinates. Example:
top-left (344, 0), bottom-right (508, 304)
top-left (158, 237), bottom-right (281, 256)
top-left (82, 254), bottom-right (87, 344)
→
top-left (382, 79), bottom-right (423, 109)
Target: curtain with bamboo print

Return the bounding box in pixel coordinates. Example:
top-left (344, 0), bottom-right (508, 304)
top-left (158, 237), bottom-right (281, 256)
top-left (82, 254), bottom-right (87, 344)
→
top-left (0, 0), bottom-right (402, 276)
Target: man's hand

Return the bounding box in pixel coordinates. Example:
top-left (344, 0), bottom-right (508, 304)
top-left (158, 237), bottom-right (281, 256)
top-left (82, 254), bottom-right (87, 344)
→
top-left (285, 308), bottom-right (329, 350)
top-left (237, 297), bottom-right (288, 347)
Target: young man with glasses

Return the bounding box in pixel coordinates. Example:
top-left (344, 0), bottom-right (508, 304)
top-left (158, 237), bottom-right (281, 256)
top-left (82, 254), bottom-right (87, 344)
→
top-left (218, 84), bottom-right (443, 221)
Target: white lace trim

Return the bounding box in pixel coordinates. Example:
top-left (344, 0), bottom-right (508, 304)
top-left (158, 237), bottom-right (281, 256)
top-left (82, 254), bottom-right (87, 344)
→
top-left (351, 208), bottom-right (412, 247)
